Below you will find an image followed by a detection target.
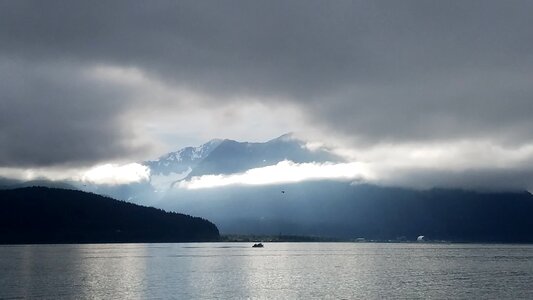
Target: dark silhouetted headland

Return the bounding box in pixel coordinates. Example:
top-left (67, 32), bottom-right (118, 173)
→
top-left (0, 187), bottom-right (219, 244)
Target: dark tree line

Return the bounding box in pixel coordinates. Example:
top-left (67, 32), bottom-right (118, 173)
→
top-left (0, 187), bottom-right (219, 244)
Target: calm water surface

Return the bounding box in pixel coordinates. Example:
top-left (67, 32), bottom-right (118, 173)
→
top-left (1, 243), bottom-right (532, 299)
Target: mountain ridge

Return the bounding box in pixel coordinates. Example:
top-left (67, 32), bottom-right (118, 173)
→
top-left (144, 138), bottom-right (223, 176)
top-left (160, 182), bottom-right (533, 242)
top-left (143, 133), bottom-right (343, 190)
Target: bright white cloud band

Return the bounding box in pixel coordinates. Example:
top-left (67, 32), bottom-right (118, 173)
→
top-left (0, 163), bottom-right (151, 185)
top-left (178, 160), bottom-right (374, 190)
top-left (82, 163), bottom-right (150, 185)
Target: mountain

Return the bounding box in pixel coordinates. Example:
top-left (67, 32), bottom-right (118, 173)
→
top-left (0, 178), bottom-right (77, 190)
top-left (159, 182), bottom-right (533, 243)
top-left (0, 187), bottom-right (219, 244)
top-left (0, 177), bottom-right (22, 188)
top-left (143, 133), bottom-right (342, 191)
top-left (7, 135), bottom-right (533, 244)
top-left (145, 138), bottom-right (223, 176)
top-left (2, 134), bottom-right (343, 200)
top-left (188, 133), bottom-right (342, 178)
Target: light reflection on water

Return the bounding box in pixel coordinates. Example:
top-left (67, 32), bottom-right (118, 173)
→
top-left (1, 243), bottom-right (532, 299)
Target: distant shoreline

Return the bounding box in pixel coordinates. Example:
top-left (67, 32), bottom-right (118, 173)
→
top-left (219, 235), bottom-right (533, 244)
top-left (4, 236), bottom-right (533, 245)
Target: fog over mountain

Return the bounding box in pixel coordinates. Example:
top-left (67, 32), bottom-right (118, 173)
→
top-left (158, 182), bottom-right (533, 242)
top-left (137, 134), bottom-right (346, 195)
top-left (1, 1), bottom-right (533, 191)
top-left (2, 134), bottom-right (533, 241)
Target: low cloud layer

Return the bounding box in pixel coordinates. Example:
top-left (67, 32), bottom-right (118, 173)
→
top-left (82, 163), bottom-right (150, 185)
top-left (179, 150), bottom-right (533, 191)
top-left (0, 163), bottom-right (150, 186)
top-left (1, 1), bottom-right (533, 190)
top-left (179, 160), bottom-right (372, 189)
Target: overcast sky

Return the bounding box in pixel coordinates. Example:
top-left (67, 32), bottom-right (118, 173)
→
top-left (1, 1), bottom-right (533, 190)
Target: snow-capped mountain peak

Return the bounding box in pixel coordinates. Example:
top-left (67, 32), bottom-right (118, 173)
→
top-left (144, 139), bottom-right (223, 176)
top-left (142, 134), bottom-right (342, 190)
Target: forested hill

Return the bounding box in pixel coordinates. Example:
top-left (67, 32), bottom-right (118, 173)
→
top-left (166, 182), bottom-right (533, 242)
top-left (0, 187), bottom-right (219, 244)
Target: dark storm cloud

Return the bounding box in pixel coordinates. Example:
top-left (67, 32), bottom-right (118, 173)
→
top-left (1, 0), bottom-right (533, 167)
top-left (0, 59), bottom-right (148, 167)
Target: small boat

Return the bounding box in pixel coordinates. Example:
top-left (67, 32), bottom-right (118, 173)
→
top-left (252, 243), bottom-right (264, 248)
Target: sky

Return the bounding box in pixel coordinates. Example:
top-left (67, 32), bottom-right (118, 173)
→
top-left (1, 1), bottom-right (533, 190)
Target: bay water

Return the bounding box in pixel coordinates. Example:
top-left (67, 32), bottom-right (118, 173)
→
top-left (1, 243), bottom-right (532, 299)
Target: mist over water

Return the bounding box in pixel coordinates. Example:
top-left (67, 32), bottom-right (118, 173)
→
top-left (1, 243), bottom-right (532, 299)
